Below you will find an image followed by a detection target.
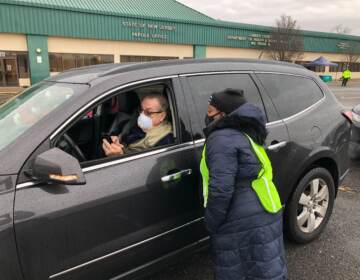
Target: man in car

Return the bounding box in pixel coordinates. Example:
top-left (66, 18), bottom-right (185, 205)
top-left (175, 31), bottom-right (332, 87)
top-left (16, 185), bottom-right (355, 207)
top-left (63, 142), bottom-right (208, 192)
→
top-left (102, 93), bottom-right (174, 156)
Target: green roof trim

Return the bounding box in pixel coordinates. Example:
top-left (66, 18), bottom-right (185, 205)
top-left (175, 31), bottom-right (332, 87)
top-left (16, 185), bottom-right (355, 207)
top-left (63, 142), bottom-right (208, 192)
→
top-left (0, 0), bottom-right (216, 24)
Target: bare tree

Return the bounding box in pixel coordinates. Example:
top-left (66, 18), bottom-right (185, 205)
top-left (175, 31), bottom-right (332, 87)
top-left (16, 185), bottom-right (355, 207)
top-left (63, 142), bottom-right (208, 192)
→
top-left (267, 15), bottom-right (304, 61)
top-left (332, 24), bottom-right (351, 35)
top-left (333, 24), bottom-right (360, 66)
top-left (345, 41), bottom-right (360, 65)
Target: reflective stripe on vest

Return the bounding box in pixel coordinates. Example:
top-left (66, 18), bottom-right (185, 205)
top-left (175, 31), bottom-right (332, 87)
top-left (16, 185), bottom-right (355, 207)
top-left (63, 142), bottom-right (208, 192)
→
top-left (200, 144), bottom-right (209, 208)
top-left (200, 134), bottom-right (282, 213)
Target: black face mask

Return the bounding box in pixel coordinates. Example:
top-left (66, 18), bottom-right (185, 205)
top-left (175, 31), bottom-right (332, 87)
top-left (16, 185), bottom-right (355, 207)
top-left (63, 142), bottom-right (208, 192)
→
top-left (205, 112), bottom-right (221, 126)
top-left (204, 115), bottom-right (213, 126)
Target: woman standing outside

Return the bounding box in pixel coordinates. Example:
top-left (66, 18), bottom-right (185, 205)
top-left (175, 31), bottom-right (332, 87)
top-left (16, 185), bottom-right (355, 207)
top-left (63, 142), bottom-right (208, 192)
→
top-left (200, 89), bottom-right (287, 280)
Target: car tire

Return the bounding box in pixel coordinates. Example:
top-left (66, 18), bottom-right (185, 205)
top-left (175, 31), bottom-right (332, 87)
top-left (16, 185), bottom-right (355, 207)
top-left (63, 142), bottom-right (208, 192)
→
top-left (284, 167), bottom-right (335, 244)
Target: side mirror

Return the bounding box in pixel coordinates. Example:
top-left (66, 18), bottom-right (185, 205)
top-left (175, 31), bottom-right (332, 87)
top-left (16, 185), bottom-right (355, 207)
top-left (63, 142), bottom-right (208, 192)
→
top-left (32, 148), bottom-right (86, 185)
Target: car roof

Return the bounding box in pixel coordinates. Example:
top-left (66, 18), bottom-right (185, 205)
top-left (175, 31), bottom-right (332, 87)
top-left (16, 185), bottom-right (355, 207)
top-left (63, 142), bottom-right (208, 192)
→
top-left (46, 58), bottom-right (309, 84)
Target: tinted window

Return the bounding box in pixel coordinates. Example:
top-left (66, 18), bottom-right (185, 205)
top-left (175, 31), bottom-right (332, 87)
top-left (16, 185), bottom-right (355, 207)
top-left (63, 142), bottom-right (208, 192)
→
top-left (187, 74), bottom-right (265, 126)
top-left (257, 74), bottom-right (324, 119)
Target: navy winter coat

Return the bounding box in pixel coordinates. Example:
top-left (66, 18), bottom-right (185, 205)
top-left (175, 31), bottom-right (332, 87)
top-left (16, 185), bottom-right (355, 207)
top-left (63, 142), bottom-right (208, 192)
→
top-left (204, 103), bottom-right (287, 280)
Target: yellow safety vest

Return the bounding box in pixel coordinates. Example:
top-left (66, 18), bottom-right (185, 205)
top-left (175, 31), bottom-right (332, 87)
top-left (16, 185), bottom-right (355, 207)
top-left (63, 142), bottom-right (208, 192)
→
top-left (200, 134), bottom-right (282, 214)
top-left (343, 70), bottom-right (351, 79)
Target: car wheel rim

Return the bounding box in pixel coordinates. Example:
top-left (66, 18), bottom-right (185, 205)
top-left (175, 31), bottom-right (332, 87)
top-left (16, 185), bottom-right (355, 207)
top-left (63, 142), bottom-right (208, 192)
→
top-left (297, 178), bottom-right (329, 233)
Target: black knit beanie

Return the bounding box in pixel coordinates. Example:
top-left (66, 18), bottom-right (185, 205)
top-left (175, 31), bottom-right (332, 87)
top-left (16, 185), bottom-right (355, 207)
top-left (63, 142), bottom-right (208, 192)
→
top-left (209, 88), bottom-right (246, 114)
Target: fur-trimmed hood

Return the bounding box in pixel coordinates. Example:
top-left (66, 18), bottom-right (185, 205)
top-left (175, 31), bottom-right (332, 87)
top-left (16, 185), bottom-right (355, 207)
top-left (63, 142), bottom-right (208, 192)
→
top-left (204, 103), bottom-right (267, 145)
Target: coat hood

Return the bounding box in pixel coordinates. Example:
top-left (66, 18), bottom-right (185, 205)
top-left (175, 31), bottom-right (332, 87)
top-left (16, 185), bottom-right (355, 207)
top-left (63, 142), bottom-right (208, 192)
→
top-left (204, 103), bottom-right (267, 145)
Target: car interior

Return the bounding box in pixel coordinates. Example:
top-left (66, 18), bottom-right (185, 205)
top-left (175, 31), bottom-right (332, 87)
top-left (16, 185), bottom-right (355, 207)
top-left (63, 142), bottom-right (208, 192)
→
top-left (54, 82), bottom-right (177, 164)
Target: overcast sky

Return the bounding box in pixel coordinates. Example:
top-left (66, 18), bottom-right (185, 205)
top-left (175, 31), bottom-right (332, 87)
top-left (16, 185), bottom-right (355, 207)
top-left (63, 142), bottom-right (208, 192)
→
top-left (177, 0), bottom-right (360, 35)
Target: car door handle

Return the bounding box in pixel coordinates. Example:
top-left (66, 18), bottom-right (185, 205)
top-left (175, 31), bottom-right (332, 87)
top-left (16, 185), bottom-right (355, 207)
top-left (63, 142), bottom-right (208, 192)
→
top-left (267, 141), bottom-right (287, 151)
top-left (161, 169), bottom-right (193, 183)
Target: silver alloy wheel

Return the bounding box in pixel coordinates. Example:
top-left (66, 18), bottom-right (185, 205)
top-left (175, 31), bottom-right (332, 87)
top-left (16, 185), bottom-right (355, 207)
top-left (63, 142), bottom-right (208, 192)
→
top-left (297, 178), bottom-right (329, 233)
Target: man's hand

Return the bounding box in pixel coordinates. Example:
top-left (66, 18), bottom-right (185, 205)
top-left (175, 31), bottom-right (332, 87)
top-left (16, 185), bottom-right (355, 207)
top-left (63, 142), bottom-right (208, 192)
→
top-left (102, 136), bottom-right (124, 156)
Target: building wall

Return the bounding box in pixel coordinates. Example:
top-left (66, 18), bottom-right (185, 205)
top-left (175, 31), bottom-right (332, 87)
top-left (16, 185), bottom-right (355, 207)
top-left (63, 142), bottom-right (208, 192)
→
top-left (207, 47), bottom-right (360, 79)
top-left (207, 46), bottom-right (262, 59)
top-left (1, 33), bottom-right (359, 86)
top-left (0, 33), bottom-right (28, 51)
top-left (48, 37), bottom-right (193, 64)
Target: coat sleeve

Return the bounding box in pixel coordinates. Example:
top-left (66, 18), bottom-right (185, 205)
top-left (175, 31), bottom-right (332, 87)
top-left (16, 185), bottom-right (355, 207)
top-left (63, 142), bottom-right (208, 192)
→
top-left (204, 133), bottom-right (238, 233)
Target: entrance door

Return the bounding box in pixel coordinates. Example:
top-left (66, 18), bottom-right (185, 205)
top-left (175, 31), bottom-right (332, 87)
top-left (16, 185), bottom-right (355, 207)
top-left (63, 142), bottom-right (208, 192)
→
top-left (0, 58), bottom-right (19, 86)
top-left (4, 59), bottom-right (18, 86)
top-left (0, 59), bottom-right (6, 86)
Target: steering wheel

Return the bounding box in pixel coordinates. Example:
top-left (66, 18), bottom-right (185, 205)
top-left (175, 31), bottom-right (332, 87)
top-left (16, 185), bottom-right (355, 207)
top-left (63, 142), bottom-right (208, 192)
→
top-left (62, 133), bottom-right (86, 162)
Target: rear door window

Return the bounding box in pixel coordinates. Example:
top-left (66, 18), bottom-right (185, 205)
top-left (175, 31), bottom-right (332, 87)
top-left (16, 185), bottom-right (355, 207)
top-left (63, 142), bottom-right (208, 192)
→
top-left (186, 74), bottom-right (265, 136)
top-left (256, 74), bottom-right (324, 120)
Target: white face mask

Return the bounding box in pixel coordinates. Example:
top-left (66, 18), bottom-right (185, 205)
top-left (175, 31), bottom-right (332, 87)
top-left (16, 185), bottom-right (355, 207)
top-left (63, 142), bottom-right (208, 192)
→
top-left (137, 112), bottom-right (153, 131)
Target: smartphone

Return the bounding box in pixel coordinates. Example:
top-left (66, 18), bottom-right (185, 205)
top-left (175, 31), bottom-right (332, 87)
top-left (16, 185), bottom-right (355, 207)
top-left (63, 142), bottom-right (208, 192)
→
top-left (102, 134), bottom-right (113, 144)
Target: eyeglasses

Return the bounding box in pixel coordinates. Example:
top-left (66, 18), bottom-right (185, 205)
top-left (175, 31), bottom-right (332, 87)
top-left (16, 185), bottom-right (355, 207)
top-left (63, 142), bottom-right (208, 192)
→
top-left (139, 108), bottom-right (164, 117)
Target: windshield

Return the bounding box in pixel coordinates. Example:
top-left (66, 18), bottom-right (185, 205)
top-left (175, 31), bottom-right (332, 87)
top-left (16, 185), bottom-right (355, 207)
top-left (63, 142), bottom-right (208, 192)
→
top-left (0, 82), bottom-right (88, 152)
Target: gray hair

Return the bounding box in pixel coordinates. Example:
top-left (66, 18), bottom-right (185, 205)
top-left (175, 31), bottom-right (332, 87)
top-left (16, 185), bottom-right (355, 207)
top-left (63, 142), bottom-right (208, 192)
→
top-left (142, 92), bottom-right (169, 112)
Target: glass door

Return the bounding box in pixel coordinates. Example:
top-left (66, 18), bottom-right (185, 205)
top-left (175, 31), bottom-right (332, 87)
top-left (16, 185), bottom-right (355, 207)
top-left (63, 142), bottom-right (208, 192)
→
top-left (0, 59), bottom-right (6, 87)
top-left (4, 58), bottom-right (19, 86)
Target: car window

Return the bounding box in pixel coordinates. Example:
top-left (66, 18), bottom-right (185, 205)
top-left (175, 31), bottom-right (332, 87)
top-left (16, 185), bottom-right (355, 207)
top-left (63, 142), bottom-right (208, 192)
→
top-left (257, 74), bottom-right (324, 120)
top-left (187, 74), bottom-right (265, 135)
top-left (54, 82), bottom-right (179, 164)
top-left (0, 82), bottom-right (87, 153)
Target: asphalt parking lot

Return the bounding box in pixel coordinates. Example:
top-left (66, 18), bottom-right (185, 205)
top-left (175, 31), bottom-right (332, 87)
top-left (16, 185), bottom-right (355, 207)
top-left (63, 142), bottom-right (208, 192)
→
top-left (331, 84), bottom-right (360, 109)
top-left (150, 84), bottom-right (360, 280)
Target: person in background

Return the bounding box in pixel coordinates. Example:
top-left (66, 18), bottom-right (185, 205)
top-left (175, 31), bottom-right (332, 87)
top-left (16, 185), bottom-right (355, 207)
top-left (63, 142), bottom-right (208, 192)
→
top-left (342, 67), bottom-right (351, 87)
top-left (200, 89), bottom-right (287, 280)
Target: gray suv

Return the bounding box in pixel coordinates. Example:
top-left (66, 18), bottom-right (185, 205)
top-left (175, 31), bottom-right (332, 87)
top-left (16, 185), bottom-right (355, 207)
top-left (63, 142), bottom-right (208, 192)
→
top-left (0, 59), bottom-right (350, 280)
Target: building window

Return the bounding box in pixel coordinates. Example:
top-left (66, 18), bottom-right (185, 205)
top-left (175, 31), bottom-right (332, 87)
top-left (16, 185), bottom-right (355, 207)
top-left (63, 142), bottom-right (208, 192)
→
top-left (62, 54), bottom-right (76, 70)
top-left (49, 54), bottom-right (63, 72)
top-left (0, 51), bottom-right (29, 86)
top-left (17, 53), bottom-right (29, 78)
top-left (314, 65), bottom-right (325, 72)
top-left (296, 61), bottom-right (325, 73)
top-left (329, 62), bottom-right (341, 72)
top-left (349, 63), bottom-right (360, 72)
top-left (329, 62), bottom-right (360, 72)
top-left (49, 53), bottom-right (114, 72)
top-left (120, 55), bottom-right (178, 63)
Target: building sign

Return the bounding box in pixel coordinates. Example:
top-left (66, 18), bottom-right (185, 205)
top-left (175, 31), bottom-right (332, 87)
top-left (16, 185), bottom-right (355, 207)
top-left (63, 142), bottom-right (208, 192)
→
top-left (122, 21), bottom-right (176, 41)
top-left (227, 33), bottom-right (272, 47)
top-left (36, 56), bottom-right (43, 64)
top-left (337, 42), bottom-right (350, 50)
